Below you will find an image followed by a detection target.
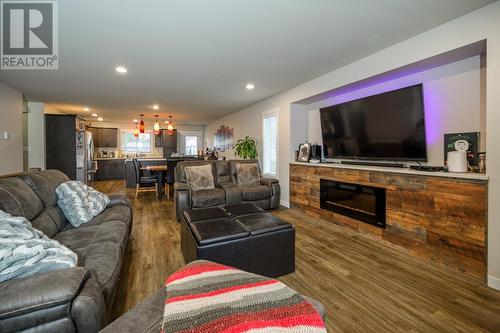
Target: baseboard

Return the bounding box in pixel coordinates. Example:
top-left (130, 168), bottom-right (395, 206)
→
top-left (280, 200), bottom-right (290, 208)
top-left (487, 275), bottom-right (500, 290)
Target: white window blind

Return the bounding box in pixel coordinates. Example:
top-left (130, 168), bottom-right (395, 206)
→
top-left (122, 131), bottom-right (152, 153)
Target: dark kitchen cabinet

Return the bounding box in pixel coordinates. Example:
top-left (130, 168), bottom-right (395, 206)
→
top-left (105, 128), bottom-right (118, 147)
top-left (45, 115), bottom-right (78, 179)
top-left (96, 159), bottom-right (125, 180)
top-left (154, 129), bottom-right (177, 157)
top-left (90, 127), bottom-right (98, 147)
top-left (154, 129), bottom-right (177, 148)
top-left (154, 131), bottom-right (163, 148)
top-left (165, 129), bottom-right (177, 149)
top-left (89, 127), bottom-right (118, 148)
top-left (163, 129), bottom-right (177, 158)
top-left (89, 127), bottom-right (102, 147)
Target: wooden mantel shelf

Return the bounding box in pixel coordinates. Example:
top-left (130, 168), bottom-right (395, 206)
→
top-left (290, 161), bottom-right (489, 182)
top-left (289, 162), bottom-right (488, 282)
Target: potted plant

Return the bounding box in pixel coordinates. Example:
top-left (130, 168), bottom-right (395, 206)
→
top-left (234, 136), bottom-right (258, 159)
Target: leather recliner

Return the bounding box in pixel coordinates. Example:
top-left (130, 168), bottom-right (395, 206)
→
top-left (0, 170), bottom-right (133, 333)
top-left (174, 160), bottom-right (280, 221)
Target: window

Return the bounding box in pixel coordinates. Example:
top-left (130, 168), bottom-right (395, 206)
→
top-left (179, 132), bottom-right (203, 156)
top-left (263, 109), bottom-right (278, 176)
top-left (122, 131), bottom-right (152, 153)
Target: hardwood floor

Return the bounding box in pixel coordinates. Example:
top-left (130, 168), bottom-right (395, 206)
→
top-left (94, 180), bottom-right (500, 333)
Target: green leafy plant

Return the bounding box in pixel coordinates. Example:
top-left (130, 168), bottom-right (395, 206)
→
top-left (234, 136), bottom-right (258, 159)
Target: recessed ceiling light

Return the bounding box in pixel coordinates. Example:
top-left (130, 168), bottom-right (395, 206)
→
top-left (91, 113), bottom-right (98, 117)
top-left (115, 66), bottom-right (127, 73)
top-left (97, 117), bottom-right (104, 121)
top-left (83, 107), bottom-right (90, 111)
top-left (152, 104), bottom-right (159, 110)
top-left (246, 83), bottom-right (255, 90)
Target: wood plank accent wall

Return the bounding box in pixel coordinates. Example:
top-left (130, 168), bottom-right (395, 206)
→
top-left (289, 163), bottom-right (488, 281)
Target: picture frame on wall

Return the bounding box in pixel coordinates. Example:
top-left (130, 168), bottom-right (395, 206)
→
top-left (298, 143), bottom-right (311, 162)
top-left (213, 125), bottom-right (234, 152)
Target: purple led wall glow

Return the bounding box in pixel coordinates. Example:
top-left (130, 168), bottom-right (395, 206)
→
top-left (297, 44), bottom-right (483, 165)
top-left (421, 85), bottom-right (442, 145)
top-left (316, 66), bottom-right (429, 102)
top-left (311, 60), bottom-right (473, 150)
top-left (297, 41), bottom-right (484, 105)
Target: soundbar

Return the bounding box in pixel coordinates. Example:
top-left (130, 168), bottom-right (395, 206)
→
top-left (409, 165), bottom-right (445, 172)
top-left (339, 160), bottom-right (406, 168)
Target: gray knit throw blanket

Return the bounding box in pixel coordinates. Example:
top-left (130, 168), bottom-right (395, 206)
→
top-left (56, 181), bottom-right (109, 227)
top-left (0, 210), bottom-right (77, 283)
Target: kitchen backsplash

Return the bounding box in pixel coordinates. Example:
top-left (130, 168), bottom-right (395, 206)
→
top-left (94, 147), bottom-right (164, 159)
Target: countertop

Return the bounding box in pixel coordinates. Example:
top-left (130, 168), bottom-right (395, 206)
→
top-left (290, 161), bottom-right (489, 181)
top-left (94, 157), bottom-right (126, 161)
top-left (94, 157), bottom-right (166, 161)
top-left (123, 157), bottom-right (166, 162)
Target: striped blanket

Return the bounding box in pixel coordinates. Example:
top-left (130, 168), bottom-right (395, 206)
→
top-left (162, 261), bottom-right (326, 333)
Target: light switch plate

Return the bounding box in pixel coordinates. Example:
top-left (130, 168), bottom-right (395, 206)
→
top-left (3, 132), bottom-right (9, 140)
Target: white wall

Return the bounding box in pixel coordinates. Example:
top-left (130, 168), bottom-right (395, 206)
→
top-left (27, 102), bottom-right (46, 170)
top-left (205, 110), bottom-right (267, 161)
top-left (0, 83), bottom-right (23, 175)
top-left (306, 56), bottom-right (484, 165)
top-left (206, 1), bottom-right (500, 289)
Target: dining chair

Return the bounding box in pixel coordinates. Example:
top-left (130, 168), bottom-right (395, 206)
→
top-left (133, 158), bottom-right (158, 198)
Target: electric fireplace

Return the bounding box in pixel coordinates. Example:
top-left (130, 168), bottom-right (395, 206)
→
top-left (320, 179), bottom-right (386, 228)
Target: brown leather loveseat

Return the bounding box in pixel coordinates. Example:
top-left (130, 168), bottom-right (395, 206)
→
top-left (174, 159), bottom-right (280, 221)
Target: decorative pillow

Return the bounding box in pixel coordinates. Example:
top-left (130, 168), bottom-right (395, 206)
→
top-left (236, 163), bottom-right (261, 185)
top-left (55, 181), bottom-right (110, 227)
top-left (0, 210), bottom-right (77, 283)
top-left (162, 260), bottom-right (326, 332)
top-left (184, 165), bottom-right (215, 191)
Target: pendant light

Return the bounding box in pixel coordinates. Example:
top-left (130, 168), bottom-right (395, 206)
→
top-left (166, 116), bottom-right (174, 136)
top-left (139, 114), bottom-right (145, 134)
top-left (133, 119), bottom-right (139, 137)
top-left (153, 115), bottom-right (160, 135)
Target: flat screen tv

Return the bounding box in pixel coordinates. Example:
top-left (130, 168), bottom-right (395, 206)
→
top-left (320, 84), bottom-right (427, 161)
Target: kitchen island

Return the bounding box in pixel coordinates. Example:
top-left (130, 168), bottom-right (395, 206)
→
top-left (124, 157), bottom-right (201, 188)
top-left (95, 158), bottom-right (126, 180)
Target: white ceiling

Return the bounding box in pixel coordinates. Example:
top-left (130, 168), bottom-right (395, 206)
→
top-left (0, 0), bottom-right (495, 125)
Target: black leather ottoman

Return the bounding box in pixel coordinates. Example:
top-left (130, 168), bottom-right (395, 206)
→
top-left (180, 204), bottom-right (295, 277)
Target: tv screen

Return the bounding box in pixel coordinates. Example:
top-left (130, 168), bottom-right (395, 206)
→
top-left (320, 84), bottom-right (427, 161)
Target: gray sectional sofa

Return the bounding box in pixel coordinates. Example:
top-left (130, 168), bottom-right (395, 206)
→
top-left (0, 170), bottom-right (133, 333)
top-left (174, 159), bottom-right (280, 221)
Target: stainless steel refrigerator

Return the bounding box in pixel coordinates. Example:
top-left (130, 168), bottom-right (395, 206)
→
top-left (76, 130), bottom-right (94, 184)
